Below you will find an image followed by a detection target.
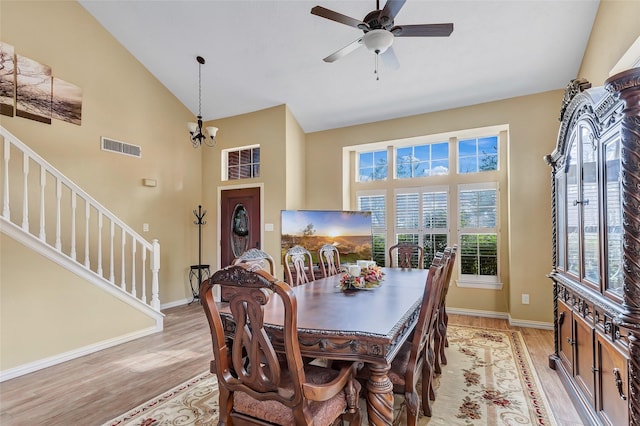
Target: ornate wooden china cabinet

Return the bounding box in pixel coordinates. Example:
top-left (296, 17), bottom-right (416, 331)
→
top-left (546, 67), bottom-right (640, 426)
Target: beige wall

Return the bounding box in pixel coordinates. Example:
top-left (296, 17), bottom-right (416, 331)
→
top-left (200, 105), bottom-right (288, 277)
top-left (578, 0), bottom-right (640, 84)
top-left (0, 234), bottom-right (156, 370)
top-left (1, 1), bottom-right (202, 369)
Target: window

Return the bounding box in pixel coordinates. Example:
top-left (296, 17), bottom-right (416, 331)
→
top-left (396, 142), bottom-right (449, 178)
top-left (225, 146), bottom-right (260, 180)
top-left (458, 182), bottom-right (500, 288)
top-left (395, 187), bottom-right (449, 267)
top-left (458, 136), bottom-right (498, 173)
top-left (358, 150), bottom-right (387, 182)
top-left (357, 191), bottom-right (386, 266)
top-left (350, 127), bottom-right (506, 289)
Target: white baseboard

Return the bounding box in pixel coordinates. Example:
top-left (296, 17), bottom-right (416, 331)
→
top-left (161, 297), bottom-right (193, 310)
top-left (447, 307), bottom-right (510, 320)
top-left (447, 307), bottom-right (553, 330)
top-left (0, 326), bottom-right (160, 382)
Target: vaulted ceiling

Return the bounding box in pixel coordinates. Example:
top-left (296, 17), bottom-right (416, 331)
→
top-left (80, 0), bottom-right (600, 133)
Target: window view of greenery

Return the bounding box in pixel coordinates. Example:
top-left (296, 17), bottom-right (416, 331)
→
top-left (228, 147), bottom-right (260, 180)
top-left (396, 142), bottom-right (448, 178)
top-left (459, 188), bottom-right (497, 277)
top-left (359, 150), bottom-right (387, 181)
top-left (423, 191), bottom-right (448, 266)
top-left (460, 234), bottom-right (498, 275)
top-left (358, 194), bottom-right (386, 266)
top-left (458, 136), bottom-right (498, 174)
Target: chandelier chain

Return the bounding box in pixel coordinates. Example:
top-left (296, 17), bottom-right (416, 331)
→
top-left (198, 61), bottom-right (202, 116)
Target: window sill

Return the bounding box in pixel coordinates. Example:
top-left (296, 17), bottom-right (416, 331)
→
top-left (455, 279), bottom-right (503, 290)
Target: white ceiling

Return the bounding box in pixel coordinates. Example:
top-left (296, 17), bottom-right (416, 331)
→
top-left (79, 0), bottom-right (600, 133)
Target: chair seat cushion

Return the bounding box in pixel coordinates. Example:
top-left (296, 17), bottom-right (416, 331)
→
top-left (233, 365), bottom-right (348, 426)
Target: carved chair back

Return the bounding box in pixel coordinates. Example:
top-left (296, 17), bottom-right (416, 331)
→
top-left (284, 245), bottom-right (315, 286)
top-left (389, 242), bottom-right (424, 269)
top-left (232, 248), bottom-right (276, 275)
top-left (318, 244), bottom-right (341, 278)
top-left (201, 264), bottom-right (362, 425)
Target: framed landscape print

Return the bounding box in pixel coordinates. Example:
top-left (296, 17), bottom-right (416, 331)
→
top-left (0, 42), bottom-right (15, 117)
top-left (52, 77), bottom-right (82, 125)
top-left (16, 54), bottom-right (52, 124)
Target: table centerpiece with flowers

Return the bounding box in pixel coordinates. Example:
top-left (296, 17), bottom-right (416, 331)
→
top-left (339, 262), bottom-right (384, 291)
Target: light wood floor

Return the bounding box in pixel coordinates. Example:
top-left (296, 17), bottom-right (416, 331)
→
top-left (0, 305), bottom-right (583, 425)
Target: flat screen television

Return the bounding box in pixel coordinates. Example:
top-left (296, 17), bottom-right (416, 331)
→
top-left (280, 210), bottom-right (373, 264)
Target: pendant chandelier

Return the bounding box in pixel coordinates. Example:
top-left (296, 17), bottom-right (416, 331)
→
top-left (187, 56), bottom-right (218, 148)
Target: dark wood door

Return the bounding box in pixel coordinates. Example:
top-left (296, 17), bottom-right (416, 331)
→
top-left (220, 187), bottom-right (261, 268)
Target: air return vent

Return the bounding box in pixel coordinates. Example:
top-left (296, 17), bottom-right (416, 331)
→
top-left (101, 137), bottom-right (141, 158)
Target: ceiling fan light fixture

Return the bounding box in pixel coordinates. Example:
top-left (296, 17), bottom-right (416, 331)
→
top-left (363, 29), bottom-right (394, 54)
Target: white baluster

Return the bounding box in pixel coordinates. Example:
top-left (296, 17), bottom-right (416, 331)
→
top-left (97, 213), bottom-right (103, 276)
top-left (130, 240), bottom-right (137, 298)
top-left (39, 166), bottom-right (46, 241)
top-left (141, 247), bottom-right (147, 304)
top-left (121, 228), bottom-right (126, 291)
top-left (70, 192), bottom-right (77, 260)
top-left (3, 138), bottom-right (10, 219)
top-left (21, 153), bottom-right (29, 231)
top-left (150, 239), bottom-right (160, 310)
top-left (109, 221), bottom-right (115, 283)
top-left (55, 179), bottom-right (62, 251)
top-left (84, 202), bottom-right (90, 268)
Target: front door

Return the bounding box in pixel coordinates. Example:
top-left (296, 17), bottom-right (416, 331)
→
top-left (220, 187), bottom-right (261, 267)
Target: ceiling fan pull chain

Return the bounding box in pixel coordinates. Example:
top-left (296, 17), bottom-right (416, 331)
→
top-left (375, 53), bottom-right (380, 80)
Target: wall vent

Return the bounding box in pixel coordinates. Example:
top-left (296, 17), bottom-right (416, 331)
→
top-left (101, 137), bottom-right (141, 158)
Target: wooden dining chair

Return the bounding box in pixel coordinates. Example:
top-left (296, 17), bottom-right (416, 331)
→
top-left (284, 245), bottom-right (315, 286)
top-left (356, 252), bottom-right (448, 424)
top-left (232, 248), bottom-right (276, 275)
top-left (318, 244), bottom-right (341, 278)
top-left (388, 242), bottom-right (424, 269)
top-left (433, 245), bottom-right (458, 374)
top-left (200, 264), bottom-right (362, 426)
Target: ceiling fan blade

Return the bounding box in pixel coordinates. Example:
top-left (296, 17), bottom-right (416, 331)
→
top-left (381, 46), bottom-right (400, 70)
top-left (379, 0), bottom-right (407, 25)
top-left (323, 37), bottom-right (363, 63)
top-left (311, 6), bottom-right (368, 30)
top-left (391, 23), bottom-right (454, 37)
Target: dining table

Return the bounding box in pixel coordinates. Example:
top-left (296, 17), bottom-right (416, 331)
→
top-left (219, 268), bottom-right (428, 425)
top-left (218, 266), bottom-right (429, 426)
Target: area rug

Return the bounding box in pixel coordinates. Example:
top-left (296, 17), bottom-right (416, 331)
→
top-left (103, 325), bottom-right (556, 426)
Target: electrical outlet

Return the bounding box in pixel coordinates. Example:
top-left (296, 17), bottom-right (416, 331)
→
top-left (143, 223), bottom-right (149, 232)
top-left (521, 293), bottom-right (530, 304)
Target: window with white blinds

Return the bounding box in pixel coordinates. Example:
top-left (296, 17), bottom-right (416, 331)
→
top-left (357, 191), bottom-right (386, 266)
top-left (395, 187), bottom-right (449, 267)
top-left (458, 182), bottom-right (500, 288)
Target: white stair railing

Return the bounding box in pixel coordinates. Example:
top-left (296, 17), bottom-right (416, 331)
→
top-left (1, 127), bottom-right (160, 310)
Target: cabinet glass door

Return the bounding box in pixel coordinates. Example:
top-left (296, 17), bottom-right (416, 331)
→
top-left (604, 137), bottom-right (623, 295)
top-left (581, 125), bottom-right (599, 284)
top-left (566, 136), bottom-right (580, 277)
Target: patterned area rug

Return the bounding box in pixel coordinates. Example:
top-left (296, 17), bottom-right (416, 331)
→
top-left (103, 325), bottom-right (556, 426)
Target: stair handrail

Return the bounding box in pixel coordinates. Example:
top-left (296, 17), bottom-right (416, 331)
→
top-left (1, 126), bottom-right (160, 310)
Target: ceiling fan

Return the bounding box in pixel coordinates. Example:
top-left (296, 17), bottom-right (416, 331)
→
top-left (311, 0), bottom-right (453, 71)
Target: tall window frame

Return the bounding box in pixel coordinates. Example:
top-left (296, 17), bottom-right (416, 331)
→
top-left (356, 190), bottom-right (387, 267)
top-left (457, 181), bottom-right (501, 289)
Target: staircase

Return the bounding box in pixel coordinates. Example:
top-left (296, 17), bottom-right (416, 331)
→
top-left (0, 126), bottom-right (163, 378)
